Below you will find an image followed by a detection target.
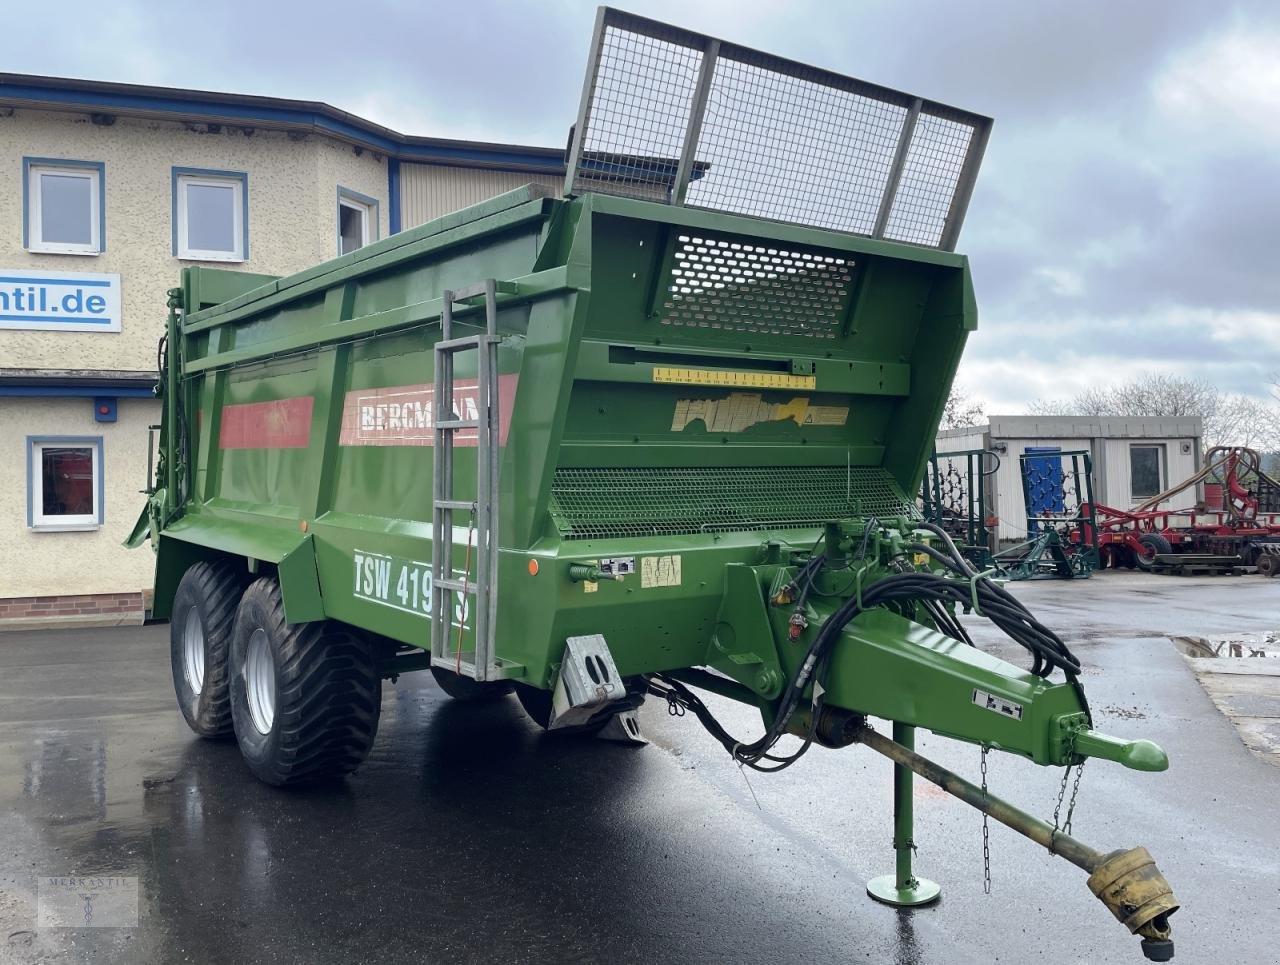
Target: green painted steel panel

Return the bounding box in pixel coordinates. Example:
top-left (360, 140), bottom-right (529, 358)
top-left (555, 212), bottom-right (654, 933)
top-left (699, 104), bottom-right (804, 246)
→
top-left (139, 183), bottom-right (1033, 746)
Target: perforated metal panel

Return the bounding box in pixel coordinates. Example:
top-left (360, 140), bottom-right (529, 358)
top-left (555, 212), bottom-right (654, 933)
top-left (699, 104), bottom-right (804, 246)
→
top-left (565, 8), bottom-right (992, 250)
top-left (549, 466), bottom-right (917, 540)
top-left (659, 232), bottom-right (855, 338)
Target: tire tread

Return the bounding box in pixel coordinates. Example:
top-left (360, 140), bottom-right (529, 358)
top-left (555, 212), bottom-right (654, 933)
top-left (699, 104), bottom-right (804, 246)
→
top-left (172, 559), bottom-right (243, 738)
top-left (234, 578), bottom-right (381, 785)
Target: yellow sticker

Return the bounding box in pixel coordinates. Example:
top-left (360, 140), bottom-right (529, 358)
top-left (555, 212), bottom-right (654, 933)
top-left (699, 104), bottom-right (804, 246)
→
top-left (584, 581), bottom-right (598, 593)
top-left (641, 555), bottom-right (682, 588)
top-left (672, 393), bottom-right (849, 433)
top-left (654, 366), bottom-right (816, 390)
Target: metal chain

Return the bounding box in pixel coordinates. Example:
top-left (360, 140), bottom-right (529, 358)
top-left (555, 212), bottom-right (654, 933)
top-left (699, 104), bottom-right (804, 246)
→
top-left (1051, 730), bottom-right (1087, 842)
top-left (980, 746), bottom-right (991, 894)
top-left (1051, 766), bottom-right (1069, 834)
top-left (1063, 759), bottom-right (1086, 835)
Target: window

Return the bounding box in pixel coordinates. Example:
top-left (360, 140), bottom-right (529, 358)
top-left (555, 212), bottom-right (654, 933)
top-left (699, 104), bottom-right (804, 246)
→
top-left (24, 158), bottom-right (104, 255)
top-left (337, 188), bottom-right (378, 255)
top-left (1130, 444), bottom-right (1164, 501)
top-left (173, 168), bottom-right (247, 261)
top-left (28, 437), bottom-right (103, 530)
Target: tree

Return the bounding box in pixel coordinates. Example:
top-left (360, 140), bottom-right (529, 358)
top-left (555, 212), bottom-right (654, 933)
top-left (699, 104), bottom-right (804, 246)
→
top-left (1027, 372), bottom-right (1279, 451)
top-left (941, 385), bottom-right (985, 430)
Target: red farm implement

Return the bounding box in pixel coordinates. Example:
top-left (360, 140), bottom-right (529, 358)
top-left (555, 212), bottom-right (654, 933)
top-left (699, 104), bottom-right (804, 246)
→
top-left (1081, 447), bottom-right (1280, 576)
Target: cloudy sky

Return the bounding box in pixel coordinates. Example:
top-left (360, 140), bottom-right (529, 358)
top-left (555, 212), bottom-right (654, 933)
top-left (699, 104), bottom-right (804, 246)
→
top-left (8, 0), bottom-right (1277, 412)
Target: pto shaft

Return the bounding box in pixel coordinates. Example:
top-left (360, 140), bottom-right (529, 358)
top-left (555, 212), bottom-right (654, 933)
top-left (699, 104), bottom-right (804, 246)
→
top-left (855, 725), bottom-right (1179, 961)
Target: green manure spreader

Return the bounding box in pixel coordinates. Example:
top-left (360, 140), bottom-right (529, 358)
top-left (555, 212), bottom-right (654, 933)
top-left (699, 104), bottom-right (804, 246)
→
top-left (130, 8), bottom-right (1179, 959)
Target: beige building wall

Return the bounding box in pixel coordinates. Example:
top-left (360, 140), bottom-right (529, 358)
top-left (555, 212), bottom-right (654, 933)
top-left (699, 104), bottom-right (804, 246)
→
top-left (317, 136), bottom-right (390, 256)
top-left (0, 108), bottom-right (387, 603)
top-left (400, 162), bottom-right (560, 228)
top-left (0, 396), bottom-right (160, 597)
top-left (0, 109), bottom-right (387, 372)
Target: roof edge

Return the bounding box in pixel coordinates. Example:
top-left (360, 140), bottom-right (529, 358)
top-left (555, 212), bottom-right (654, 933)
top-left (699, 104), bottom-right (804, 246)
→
top-left (0, 72), bottom-right (566, 174)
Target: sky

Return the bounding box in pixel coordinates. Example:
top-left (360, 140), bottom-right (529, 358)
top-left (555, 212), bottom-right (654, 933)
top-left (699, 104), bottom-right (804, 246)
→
top-left (7, 0), bottom-right (1278, 413)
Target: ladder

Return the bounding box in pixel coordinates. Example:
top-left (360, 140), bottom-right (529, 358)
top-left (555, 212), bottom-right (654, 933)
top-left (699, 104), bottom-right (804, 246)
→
top-left (430, 279), bottom-right (505, 681)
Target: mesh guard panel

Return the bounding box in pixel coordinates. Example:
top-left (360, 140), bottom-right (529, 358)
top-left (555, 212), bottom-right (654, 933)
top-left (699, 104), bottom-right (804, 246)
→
top-left (549, 466), bottom-right (918, 540)
top-left (565, 8), bottom-right (992, 251)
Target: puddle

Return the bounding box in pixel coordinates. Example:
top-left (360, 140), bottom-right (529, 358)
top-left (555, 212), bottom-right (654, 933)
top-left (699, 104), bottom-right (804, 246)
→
top-left (1170, 632), bottom-right (1280, 766)
top-left (1170, 633), bottom-right (1280, 659)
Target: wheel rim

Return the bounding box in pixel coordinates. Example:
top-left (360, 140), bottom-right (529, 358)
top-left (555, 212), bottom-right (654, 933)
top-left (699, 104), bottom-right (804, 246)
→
top-left (245, 628), bottom-right (276, 735)
top-left (182, 608), bottom-right (205, 695)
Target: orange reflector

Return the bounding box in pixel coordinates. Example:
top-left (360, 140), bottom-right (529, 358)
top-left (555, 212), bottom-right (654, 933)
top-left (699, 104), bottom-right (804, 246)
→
top-left (528, 559), bottom-right (539, 576)
top-left (300, 520), bottom-right (308, 533)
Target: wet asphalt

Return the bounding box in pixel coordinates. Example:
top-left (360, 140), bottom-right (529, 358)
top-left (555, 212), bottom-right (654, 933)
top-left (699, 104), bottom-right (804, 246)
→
top-left (1, 570), bottom-right (1278, 965)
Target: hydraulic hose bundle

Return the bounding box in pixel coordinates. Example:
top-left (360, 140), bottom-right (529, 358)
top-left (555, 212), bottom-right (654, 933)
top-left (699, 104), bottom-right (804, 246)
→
top-left (651, 520), bottom-right (1085, 771)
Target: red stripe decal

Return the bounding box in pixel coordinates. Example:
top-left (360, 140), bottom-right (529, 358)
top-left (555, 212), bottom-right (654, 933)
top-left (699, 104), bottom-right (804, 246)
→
top-left (219, 396), bottom-right (314, 450)
top-left (338, 376), bottom-right (518, 447)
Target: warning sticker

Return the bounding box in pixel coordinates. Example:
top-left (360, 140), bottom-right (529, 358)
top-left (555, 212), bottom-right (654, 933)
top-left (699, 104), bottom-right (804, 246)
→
top-left (972, 688), bottom-right (1024, 721)
top-left (641, 555), bottom-right (682, 588)
top-left (671, 392), bottom-right (849, 433)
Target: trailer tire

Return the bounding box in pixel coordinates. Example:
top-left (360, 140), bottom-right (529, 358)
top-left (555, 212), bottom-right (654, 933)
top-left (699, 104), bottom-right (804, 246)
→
top-left (514, 683), bottom-right (562, 730)
top-left (229, 578), bottom-right (381, 786)
top-left (1134, 534), bottom-right (1173, 571)
top-left (170, 559), bottom-right (244, 739)
top-left (430, 666), bottom-right (514, 701)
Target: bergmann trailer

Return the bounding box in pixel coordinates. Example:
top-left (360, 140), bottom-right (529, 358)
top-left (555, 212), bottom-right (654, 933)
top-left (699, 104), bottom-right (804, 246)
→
top-left (130, 9), bottom-right (1179, 959)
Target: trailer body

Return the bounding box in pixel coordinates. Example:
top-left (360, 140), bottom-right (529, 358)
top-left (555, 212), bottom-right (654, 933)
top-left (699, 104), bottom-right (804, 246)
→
top-left (139, 182), bottom-right (987, 701)
top-left (131, 9), bottom-right (1181, 958)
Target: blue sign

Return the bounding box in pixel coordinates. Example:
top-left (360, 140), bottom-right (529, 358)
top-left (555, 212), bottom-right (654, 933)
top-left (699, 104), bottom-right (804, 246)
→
top-left (0, 269), bottom-right (122, 333)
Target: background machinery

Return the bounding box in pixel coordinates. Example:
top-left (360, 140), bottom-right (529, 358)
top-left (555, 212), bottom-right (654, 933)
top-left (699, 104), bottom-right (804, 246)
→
top-left (130, 9), bottom-right (1180, 959)
top-left (1087, 446), bottom-right (1280, 575)
top-left (999, 448), bottom-right (1099, 579)
top-left (920, 447), bottom-right (998, 568)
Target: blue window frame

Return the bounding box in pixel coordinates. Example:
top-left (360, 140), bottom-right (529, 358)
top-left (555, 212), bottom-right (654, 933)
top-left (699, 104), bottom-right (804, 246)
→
top-left (337, 186), bottom-right (379, 256)
top-left (23, 157), bottom-right (106, 255)
top-left (27, 435), bottom-right (105, 530)
top-left (172, 167), bottom-right (249, 261)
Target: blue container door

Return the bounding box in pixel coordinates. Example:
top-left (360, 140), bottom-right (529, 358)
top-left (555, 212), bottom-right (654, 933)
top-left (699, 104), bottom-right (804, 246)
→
top-left (1023, 446), bottom-right (1063, 534)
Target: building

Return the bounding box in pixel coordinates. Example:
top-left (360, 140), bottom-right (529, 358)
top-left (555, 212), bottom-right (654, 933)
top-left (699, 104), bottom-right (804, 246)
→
top-left (935, 415), bottom-right (1204, 546)
top-left (0, 73), bottom-right (564, 628)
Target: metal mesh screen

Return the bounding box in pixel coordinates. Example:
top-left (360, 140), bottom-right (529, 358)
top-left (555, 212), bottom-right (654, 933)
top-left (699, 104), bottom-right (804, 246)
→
top-left (684, 56), bottom-right (906, 233)
top-left (549, 466), bottom-right (917, 540)
top-left (658, 231), bottom-right (855, 338)
top-left (883, 112), bottom-right (976, 247)
top-left (573, 21), bottom-right (703, 201)
top-left (566, 8), bottom-right (991, 250)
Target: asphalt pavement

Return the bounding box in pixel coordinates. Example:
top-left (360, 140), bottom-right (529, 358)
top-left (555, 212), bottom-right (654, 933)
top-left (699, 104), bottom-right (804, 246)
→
top-left (1, 570), bottom-right (1277, 964)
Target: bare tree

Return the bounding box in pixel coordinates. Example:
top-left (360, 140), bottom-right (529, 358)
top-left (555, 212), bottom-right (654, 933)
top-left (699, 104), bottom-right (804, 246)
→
top-left (1027, 372), bottom-right (1279, 450)
top-left (941, 385), bottom-right (986, 430)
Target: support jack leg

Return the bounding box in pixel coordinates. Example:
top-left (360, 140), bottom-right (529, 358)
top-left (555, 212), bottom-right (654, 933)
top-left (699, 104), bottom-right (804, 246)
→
top-left (867, 723), bottom-right (941, 907)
